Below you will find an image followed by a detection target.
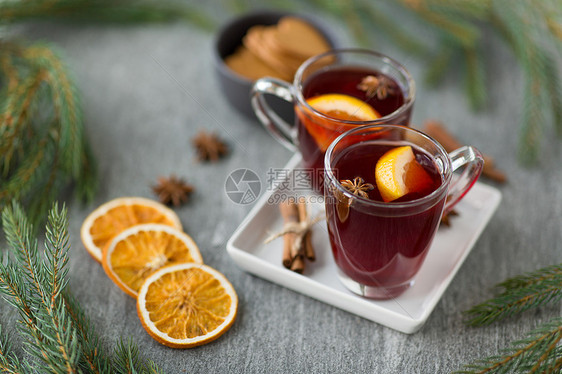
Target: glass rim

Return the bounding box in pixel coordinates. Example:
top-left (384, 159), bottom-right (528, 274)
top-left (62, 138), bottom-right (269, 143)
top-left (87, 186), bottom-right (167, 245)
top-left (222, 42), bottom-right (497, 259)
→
top-left (324, 124), bottom-right (453, 209)
top-left (293, 48), bottom-right (416, 126)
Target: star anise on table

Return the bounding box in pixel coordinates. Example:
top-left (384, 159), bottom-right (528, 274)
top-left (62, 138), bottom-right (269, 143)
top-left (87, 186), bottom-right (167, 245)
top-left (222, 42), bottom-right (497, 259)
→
top-left (357, 75), bottom-right (396, 100)
top-left (440, 209), bottom-right (459, 227)
top-left (152, 175), bottom-right (194, 206)
top-left (192, 130), bottom-right (228, 162)
top-left (340, 177), bottom-right (374, 199)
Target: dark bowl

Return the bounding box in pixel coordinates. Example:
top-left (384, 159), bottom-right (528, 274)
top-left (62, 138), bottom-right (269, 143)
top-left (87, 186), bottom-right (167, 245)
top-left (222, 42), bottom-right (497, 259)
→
top-left (213, 10), bottom-right (338, 121)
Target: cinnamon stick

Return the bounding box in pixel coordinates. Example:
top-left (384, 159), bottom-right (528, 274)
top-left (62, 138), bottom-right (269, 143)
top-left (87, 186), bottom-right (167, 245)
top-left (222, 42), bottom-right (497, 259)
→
top-left (297, 197), bottom-right (316, 261)
top-left (423, 120), bottom-right (507, 183)
top-left (290, 254), bottom-right (305, 274)
top-left (279, 200), bottom-right (299, 268)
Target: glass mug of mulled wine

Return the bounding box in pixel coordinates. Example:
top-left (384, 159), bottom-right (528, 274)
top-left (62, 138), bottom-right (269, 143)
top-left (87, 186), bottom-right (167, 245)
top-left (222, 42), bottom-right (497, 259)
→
top-left (324, 124), bottom-right (484, 299)
top-left (251, 49), bottom-right (415, 192)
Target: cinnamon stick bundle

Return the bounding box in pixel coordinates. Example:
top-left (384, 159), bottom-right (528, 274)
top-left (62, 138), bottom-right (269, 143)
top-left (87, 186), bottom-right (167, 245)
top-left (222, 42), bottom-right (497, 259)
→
top-left (278, 198), bottom-right (316, 273)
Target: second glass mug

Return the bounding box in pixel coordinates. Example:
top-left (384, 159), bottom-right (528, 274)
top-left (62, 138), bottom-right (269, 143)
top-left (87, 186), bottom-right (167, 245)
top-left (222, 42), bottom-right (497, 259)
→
top-left (251, 48), bottom-right (415, 192)
top-left (324, 124), bottom-right (484, 299)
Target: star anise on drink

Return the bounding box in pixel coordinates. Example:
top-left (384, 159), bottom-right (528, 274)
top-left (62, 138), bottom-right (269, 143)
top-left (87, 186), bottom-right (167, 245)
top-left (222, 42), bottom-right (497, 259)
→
top-left (340, 177), bottom-right (374, 199)
top-left (357, 75), bottom-right (396, 100)
top-left (192, 130), bottom-right (228, 162)
top-left (152, 175), bottom-right (194, 206)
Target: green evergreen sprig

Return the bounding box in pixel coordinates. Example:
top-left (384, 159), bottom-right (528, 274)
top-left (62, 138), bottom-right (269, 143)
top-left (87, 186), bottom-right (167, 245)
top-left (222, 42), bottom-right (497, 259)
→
top-left (62, 291), bottom-right (112, 373)
top-left (382, 0), bottom-right (562, 163)
top-left (113, 338), bottom-right (164, 374)
top-left (0, 202), bottom-right (166, 373)
top-left (0, 1), bottom-right (216, 226)
top-left (0, 0), bottom-right (214, 30)
top-left (456, 318), bottom-right (562, 374)
top-left (464, 264), bottom-right (562, 327)
top-left (0, 41), bottom-right (97, 228)
top-left (0, 325), bottom-right (25, 374)
top-left (458, 264), bottom-right (562, 373)
top-left (246, 0), bottom-right (562, 163)
top-left (1, 201), bottom-right (82, 372)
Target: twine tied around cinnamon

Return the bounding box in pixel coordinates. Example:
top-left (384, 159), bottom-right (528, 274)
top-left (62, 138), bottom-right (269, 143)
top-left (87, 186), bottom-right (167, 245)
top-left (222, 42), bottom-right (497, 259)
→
top-left (264, 198), bottom-right (324, 273)
top-left (264, 215), bottom-right (324, 250)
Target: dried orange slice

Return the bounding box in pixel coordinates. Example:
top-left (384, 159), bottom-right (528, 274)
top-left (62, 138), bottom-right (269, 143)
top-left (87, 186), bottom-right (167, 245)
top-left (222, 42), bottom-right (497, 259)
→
top-left (102, 224), bottom-right (203, 298)
top-left (137, 263), bottom-right (238, 348)
top-left (299, 94), bottom-right (380, 151)
top-left (81, 197), bottom-right (182, 262)
top-left (375, 145), bottom-right (433, 202)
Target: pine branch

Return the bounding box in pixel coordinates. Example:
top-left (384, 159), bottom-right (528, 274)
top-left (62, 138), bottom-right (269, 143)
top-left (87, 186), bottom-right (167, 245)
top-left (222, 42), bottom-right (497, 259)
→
top-left (26, 161), bottom-right (66, 231)
top-left (33, 204), bottom-right (81, 373)
top-left (0, 324), bottom-right (26, 374)
top-left (463, 45), bottom-right (487, 111)
top-left (464, 263), bottom-right (562, 327)
top-left (357, 0), bottom-right (427, 56)
top-left (63, 291), bottom-right (112, 373)
top-left (1, 202), bottom-right (166, 372)
top-left (518, 62), bottom-right (546, 164)
top-left (0, 136), bottom-right (55, 206)
top-left (423, 0), bottom-right (491, 20)
top-left (341, 2), bottom-right (370, 48)
top-left (542, 53), bottom-right (562, 137)
top-left (496, 264), bottom-right (562, 292)
top-left (424, 42), bottom-right (457, 86)
top-left (0, 52), bottom-right (21, 92)
top-left (0, 61), bottom-right (44, 176)
top-left (113, 339), bottom-right (142, 374)
top-left (1, 201), bottom-right (46, 301)
top-left (22, 45), bottom-right (83, 178)
top-left (113, 338), bottom-right (165, 374)
top-left (0, 255), bottom-right (52, 372)
top-left (0, 262), bottom-right (36, 334)
top-left (491, 0), bottom-right (562, 163)
top-left (144, 360), bottom-right (166, 374)
top-left (308, 0), bottom-right (370, 47)
top-left (1, 202), bottom-right (82, 373)
top-left (0, 0), bottom-right (215, 30)
top-left (0, 41), bottom-right (97, 227)
top-left (398, 0), bottom-right (481, 48)
top-left (75, 138), bottom-right (97, 204)
top-left (456, 318), bottom-right (562, 373)
top-left (388, 0), bottom-right (562, 162)
top-left (33, 297), bottom-right (81, 373)
top-left (462, 265), bottom-right (562, 371)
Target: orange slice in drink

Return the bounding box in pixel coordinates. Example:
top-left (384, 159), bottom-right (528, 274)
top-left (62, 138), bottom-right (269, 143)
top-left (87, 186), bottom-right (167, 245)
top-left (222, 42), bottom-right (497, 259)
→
top-left (307, 94), bottom-right (380, 121)
top-left (102, 223), bottom-right (203, 298)
top-left (299, 94), bottom-right (380, 151)
top-left (137, 263), bottom-right (238, 348)
top-left (81, 197), bottom-right (182, 263)
top-left (375, 145), bottom-right (434, 202)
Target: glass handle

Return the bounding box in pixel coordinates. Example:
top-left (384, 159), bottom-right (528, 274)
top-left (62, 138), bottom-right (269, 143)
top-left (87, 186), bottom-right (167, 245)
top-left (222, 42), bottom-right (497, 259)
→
top-left (444, 146), bottom-right (485, 213)
top-left (251, 78), bottom-right (297, 151)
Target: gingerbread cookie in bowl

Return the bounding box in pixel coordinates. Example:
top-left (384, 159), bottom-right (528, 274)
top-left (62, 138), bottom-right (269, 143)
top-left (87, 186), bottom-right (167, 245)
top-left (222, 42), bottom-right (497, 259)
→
top-left (227, 16), bottom-right (332, 82)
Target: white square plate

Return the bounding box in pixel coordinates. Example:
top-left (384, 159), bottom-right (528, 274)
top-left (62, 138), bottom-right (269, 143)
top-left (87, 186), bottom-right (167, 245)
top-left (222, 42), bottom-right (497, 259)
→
top-left (226, 154), bottom-right (502, 333)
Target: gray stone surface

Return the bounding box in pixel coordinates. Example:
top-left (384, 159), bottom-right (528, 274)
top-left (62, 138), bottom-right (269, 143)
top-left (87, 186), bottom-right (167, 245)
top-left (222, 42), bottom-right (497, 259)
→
top-left (2, 7), bottom-right (561, 374)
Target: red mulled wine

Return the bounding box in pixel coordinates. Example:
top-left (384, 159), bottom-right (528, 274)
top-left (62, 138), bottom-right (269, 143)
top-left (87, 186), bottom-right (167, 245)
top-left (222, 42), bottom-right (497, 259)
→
top-left (325, 141), bottom-right (444, 299)
top-left (295, 66), bottom-right (411, 191)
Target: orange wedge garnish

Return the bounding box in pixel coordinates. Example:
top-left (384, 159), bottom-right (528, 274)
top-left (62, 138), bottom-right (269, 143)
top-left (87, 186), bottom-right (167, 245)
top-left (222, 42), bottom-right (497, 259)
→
top-left (307, 94), bottom-right (380, 122)
top-left (298, 94), bottom-right (380, 151)
top-left (375, 145), bottom-right (434, 202)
